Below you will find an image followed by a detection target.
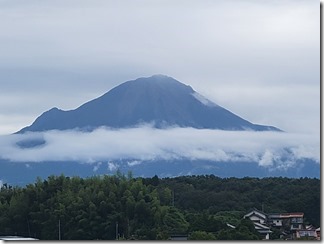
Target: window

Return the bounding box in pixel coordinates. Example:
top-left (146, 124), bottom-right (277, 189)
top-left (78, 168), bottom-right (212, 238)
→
top-left (291, 217), bottom-right (303, 223)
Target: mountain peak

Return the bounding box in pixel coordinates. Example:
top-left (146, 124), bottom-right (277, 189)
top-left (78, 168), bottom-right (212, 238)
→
top-left (129, 74), bottom-right (190, 88)
top-left (149, 74), bottom-right (172, 79)
top-left (17, 75), bottom-right (281, 133)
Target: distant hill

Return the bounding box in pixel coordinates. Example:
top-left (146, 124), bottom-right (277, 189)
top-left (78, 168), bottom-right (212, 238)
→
top-left (0, 158), bottom-right (319, 187)
top-left (18, 75), bottom-right (281, 133)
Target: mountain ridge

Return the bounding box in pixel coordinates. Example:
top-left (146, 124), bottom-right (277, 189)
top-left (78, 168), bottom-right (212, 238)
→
top-left (17, 75), bottom-right (281, 133)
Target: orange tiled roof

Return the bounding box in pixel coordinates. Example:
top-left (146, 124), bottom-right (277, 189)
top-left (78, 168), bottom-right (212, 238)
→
top-left (279, 213), bottom-right (304, 218)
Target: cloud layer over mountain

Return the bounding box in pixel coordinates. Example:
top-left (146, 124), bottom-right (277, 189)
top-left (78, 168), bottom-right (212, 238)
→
top-left (0, 126), bottom-right (319, 172)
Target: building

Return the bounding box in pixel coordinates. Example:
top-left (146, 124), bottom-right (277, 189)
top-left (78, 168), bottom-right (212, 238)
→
top-left (243, 208), bottom-right (272, 239)
top-left (243, 208), bottom-right (267, 225)
top-left (316, 227), bottom-right (320, 240)
top-left (267, 213), bottom-right (283, 227)
top-left (244, 208), bottom-right (314, 240)
top-left (253, 222), bottom-right (272, 240)
top-left (295, 225), bottom-right (321, 240)
top-left (268, 212), bottom-right (304, 231)
top-left (296, 228), bottom-right (317, 240)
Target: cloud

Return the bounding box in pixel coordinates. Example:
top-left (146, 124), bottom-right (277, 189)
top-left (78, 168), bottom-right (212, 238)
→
top-left (127, 160), bottom-right (142, 167)
top-left (0, 126), bottom-right (319, 173)
top-left (259, 150), bottom-right (275, 167)
top-left (93, 162), bottom-right (102, 172)
top-left (107, 162), bottom-right (118, 172)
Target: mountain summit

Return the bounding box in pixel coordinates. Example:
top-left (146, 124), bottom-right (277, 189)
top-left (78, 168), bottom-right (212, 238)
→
top-left (18, 75), bottom-right (280, 133)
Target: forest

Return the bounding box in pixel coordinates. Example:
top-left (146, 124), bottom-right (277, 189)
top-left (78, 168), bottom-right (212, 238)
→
top-left (0, 172), bottom-right (320, 240)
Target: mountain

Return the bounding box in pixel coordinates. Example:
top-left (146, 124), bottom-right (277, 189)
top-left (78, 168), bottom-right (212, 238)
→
top-left (0, 158), bottom-right (319, 186)
top-left (18, 74), bottom-right (280, 133)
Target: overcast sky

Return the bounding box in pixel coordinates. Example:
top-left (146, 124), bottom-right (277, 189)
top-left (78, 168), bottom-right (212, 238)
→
top-left (0, 0), bottom-right (319, 135)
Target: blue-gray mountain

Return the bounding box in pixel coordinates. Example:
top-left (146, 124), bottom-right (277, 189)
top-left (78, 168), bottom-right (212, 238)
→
top-left (0, 158), bottom-right (319, 186)
top-left (18, 75), bottom-right (281, 133)
top-left (2, 75), bottom-right (319, 186)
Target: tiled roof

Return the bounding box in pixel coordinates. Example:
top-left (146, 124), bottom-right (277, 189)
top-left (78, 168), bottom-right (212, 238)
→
top-left (268, 212), bottom-right (304, 218)
top-left (244, 209), bottom-right (267, 219)
top-left (279, 213), bottom-right (304, 218)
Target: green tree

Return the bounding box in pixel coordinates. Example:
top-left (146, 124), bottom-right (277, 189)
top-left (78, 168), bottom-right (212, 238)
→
top-left (189, 231), bottom-right (216, 240)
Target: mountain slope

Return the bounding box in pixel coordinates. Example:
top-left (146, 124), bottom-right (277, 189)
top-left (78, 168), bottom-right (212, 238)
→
top-left (18, 75), bottom-right (281, 133)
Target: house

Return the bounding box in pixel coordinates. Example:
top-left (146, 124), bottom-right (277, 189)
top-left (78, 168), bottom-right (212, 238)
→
top-left (267, 213), bottom-right (282, 227)
top-left (243, 208), bottom-right (267, 224)
top-left (296, 226), bottom-right (321, 240)
top-left (268, 212), bottom-right (304, 231)
top-left (243, 208), bottom-right (272, 239)
top-left (253, 222), bottom-right (272, 240)
top-left (244, 208), bottom-right (307, 240)
top-left (316, 227), bottom-right (320, 240)
top-left (283, 212), bottom-right (304, 231)
top-left (296, 228), bottom-right (317, 240)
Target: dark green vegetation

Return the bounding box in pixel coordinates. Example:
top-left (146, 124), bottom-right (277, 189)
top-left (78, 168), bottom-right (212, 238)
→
top-left (0, 173), bottom-right (320, 240)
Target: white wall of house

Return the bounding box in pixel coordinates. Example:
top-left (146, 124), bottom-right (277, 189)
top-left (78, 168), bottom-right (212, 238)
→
top-left (250, 215), bottom-right (265, 224)
top-left (272, 219), bottom-right (282, 226)
top-left (296, 230), bottom-right (317, 239)
top-left (265, 233), bottom-right (270, 240)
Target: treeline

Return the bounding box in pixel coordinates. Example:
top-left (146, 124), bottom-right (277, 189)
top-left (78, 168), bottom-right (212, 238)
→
top-left (0, 173), bottom-right (320, 240)
top-left (153, 175), bottom-right (320, 227)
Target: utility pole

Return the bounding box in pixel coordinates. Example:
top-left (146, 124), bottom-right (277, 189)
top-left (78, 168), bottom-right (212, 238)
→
top-left (127, 218), bottom-right (130, 239)
top-left (58, 219), bottom-right (61, 240)
top-left (26, 217), bottom-right (31, 237)
top-left (172, 190), bottom-right (175, 207)
top-left (116, 221), bottom-right (118, 240)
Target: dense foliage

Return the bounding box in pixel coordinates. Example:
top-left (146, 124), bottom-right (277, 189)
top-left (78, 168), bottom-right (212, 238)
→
top-left (0, 173), bottom-right (320, 240)
top-left (154, 175), bottom-right (320, 227)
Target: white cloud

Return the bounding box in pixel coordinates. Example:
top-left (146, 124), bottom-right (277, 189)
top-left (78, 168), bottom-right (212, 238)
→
top-left (127, 160), bottom-right (142, 167)
top-left (191, 92), bottom-right (217, 107)
top-left (259, 150), bottom-right (275, 167)
top-left (0, 126), bottom-right (319, 173)
top-left (93, 162), bottom-right (102, 172)
top-left (107, 162), bottom-right (118, 172)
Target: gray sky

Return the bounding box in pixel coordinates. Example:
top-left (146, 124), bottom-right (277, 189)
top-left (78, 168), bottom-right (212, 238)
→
top-left (0, 0), bottom-right (319, 135)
